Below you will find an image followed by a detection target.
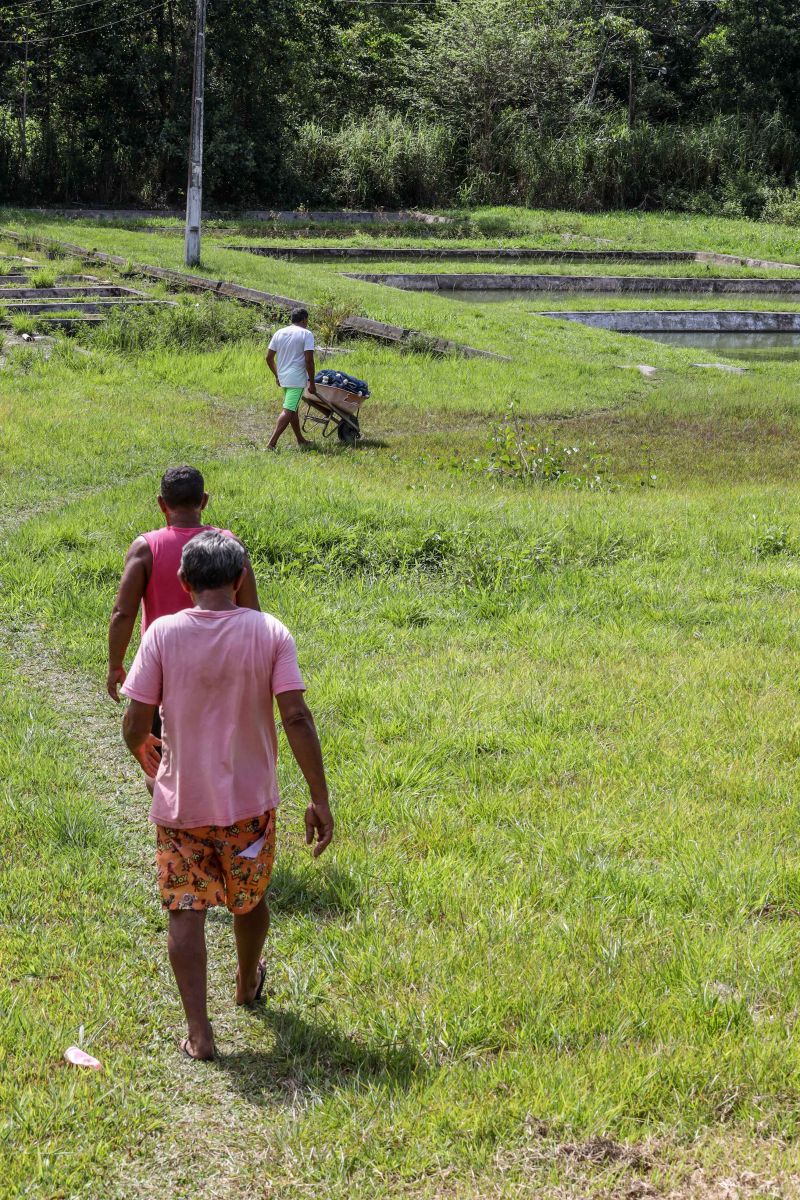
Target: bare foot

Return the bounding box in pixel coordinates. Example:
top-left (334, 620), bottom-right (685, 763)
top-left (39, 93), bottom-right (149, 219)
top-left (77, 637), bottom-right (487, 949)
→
top-left (236, 960), bottom-right (266, 1006)
top-left (180, 1026), bottom-right (215, 1061)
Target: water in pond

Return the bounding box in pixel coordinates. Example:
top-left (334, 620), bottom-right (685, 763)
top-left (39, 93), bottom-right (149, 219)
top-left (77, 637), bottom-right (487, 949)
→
top-left (636, 331), bottom-right (800, 362)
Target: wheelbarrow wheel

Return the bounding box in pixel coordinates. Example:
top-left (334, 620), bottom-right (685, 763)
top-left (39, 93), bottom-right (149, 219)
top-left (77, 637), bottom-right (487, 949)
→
top-left (337, 416), bottom-right (360, 445)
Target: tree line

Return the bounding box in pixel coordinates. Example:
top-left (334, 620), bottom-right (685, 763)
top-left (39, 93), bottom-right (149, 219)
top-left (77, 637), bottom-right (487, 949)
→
top-left (2, 0), bottom-right (800, 218)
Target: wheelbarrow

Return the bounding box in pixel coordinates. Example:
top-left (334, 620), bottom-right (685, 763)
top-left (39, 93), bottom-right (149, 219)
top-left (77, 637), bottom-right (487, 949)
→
top-left (301, 383), bottom-right (363, 444)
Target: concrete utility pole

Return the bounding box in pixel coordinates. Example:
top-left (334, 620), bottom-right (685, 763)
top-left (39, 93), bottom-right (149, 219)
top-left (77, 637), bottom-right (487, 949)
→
top-left (184, 0), bottom-right (207, 267)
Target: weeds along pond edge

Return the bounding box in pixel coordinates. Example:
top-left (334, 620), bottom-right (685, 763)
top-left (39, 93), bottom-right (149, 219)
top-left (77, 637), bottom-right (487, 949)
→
top-left (1, 229), bottom-right (510, 363)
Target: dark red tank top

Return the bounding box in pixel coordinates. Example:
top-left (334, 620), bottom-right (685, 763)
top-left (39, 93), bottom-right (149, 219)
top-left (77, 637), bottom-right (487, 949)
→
top-left (141, 526), bottom-right (233, 632)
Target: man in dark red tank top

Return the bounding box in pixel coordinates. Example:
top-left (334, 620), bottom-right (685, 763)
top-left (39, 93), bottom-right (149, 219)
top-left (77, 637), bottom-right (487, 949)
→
top-left (107, 467), bottom-right (260, 780)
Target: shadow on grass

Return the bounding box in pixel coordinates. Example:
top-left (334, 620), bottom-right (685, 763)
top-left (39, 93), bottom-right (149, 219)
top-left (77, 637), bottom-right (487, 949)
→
top-left (270, 858), bottom-right (364, 917)
top-left (206, 861), bottom-right (364, 928)
top-left (217, 1006), bottom-right (421, 1103)
top-left (309, 436), bottom-right (390, 453)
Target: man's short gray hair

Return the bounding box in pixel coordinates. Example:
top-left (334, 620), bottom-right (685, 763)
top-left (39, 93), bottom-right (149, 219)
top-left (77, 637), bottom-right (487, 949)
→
top-left (180, 530), bottom-right (246, 592)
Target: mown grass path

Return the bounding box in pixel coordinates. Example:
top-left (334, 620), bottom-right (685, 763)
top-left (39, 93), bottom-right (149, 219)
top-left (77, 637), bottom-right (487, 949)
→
top-left (4, 216), bottom-right (800, 1198)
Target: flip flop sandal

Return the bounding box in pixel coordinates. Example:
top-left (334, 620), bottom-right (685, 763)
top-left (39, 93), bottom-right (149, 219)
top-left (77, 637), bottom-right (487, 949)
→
top-left (179, 1031), bottom-right (216, 1062)
top-left (251, 960), bottom-right (267, 1005)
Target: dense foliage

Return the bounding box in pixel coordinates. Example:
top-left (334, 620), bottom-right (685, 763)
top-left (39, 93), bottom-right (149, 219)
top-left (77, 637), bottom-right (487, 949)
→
top-left (2, 0), bottom-right (800, 215)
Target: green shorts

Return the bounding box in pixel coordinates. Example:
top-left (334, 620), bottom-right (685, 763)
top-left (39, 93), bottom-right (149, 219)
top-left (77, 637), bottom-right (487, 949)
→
top-left (282, 387), bottom-right (305, 413)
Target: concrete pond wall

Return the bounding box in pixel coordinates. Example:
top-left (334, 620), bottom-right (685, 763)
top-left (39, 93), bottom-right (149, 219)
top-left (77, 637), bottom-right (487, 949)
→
top-left (342, 272), bottom-right (800, 295)
top-left (539, 311), bottom-right (800, 333)
top-left (231, 246), bottom-right (697, 263)
top-left (229, 247), bottom-right (800, 268)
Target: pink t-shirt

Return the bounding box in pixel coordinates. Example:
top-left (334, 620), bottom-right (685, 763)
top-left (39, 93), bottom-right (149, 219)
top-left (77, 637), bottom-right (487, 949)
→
top-left (141, 526), bottom-right (234, 633)
top-left (121, 607), bottom-right (305, 829)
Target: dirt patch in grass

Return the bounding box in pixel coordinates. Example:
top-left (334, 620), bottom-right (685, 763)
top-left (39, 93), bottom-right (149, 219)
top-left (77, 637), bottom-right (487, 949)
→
top-left (525, 410), bottom-right (800, 486)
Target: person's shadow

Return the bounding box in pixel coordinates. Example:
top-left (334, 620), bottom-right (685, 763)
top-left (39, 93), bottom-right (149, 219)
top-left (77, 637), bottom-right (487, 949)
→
top-left (210, 861), bottom-right (419, 1101)
top-left (268, 858), bottom-right (364, 917)
top-left (216, 1006), bottom-right (421, 1104)
top-left (205, 860), bottom-right (364, 928)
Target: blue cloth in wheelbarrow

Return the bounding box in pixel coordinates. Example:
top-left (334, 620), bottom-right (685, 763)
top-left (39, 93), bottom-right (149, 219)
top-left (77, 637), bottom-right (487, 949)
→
top-left (314, 370), bottom-right (370, 398)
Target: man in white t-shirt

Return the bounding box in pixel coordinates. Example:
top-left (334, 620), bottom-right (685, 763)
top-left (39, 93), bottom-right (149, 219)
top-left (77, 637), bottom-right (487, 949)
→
top-left (266, 308), bottom-right (317, 450)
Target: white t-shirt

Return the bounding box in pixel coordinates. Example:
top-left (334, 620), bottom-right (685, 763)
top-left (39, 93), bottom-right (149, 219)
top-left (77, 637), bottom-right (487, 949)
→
top-left (268, 324), bottom-right (315, 388)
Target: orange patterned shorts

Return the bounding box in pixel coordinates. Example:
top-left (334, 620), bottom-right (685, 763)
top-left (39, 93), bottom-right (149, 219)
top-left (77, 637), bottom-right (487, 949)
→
top-left (155, 810), bottom-right (276, 914)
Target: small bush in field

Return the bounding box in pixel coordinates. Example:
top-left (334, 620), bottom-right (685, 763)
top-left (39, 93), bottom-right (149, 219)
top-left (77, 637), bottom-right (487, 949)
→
top-left (10, 313), bottom-right (37, 336)
top-left (313, 295), bottom-right (356, 345)
top-left (751, 515), bottom-right (793, 558)
top-left (485, 406), bottom-right (613, 490)
top-left (8, 345), bottom-right (38, 373)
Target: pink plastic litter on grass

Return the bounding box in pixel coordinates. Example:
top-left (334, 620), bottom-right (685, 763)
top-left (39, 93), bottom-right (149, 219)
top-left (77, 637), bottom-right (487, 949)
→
top-left (64, 1046), bottom-right (102, 1070)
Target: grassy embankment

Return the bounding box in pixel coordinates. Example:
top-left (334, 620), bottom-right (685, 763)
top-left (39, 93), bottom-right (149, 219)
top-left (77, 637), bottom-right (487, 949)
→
top-left (2, 212), bottom-right (800, 1198)
top-left (10, 204), bottom-right (800, 258)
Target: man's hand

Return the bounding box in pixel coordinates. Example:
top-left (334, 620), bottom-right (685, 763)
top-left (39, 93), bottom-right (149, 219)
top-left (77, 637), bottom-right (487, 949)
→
top-left (305, 798), bottom-right (334, 857)
top-left (133, 733), bottom-right (162, 779)
top-left (307, 381), bottom-right (318, 397)
top-left (276, 691), bottom-right (332, 857)
top-left (107, 664), bottom-right (127, 702)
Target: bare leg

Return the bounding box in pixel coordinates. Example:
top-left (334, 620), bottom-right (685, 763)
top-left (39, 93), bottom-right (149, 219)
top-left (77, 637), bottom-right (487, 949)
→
top-left (168, 909), bottom-right (215, 1059)
top-left (286, 410), bottom-right (311, 446)
top-left (268, 408), bottom-right (311, 449)
top-left (234, 897), bottom-right (271, 1004)
top-left (267, 409), bottom-right (292, 448)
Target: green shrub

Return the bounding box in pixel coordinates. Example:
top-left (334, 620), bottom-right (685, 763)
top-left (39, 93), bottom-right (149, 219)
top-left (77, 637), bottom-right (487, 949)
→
top-left (10, 313), bottom-right (37, 336)
top-left (86, 295), bottom-right (262, 353)
top-left (7, 345), bottom-right (39, 373)
top-left (313, 294), bottom-right (357, 346)
top-left (286, 110), bottom-right (456, 208)
top-left (762, 186), bottom-right (800, 227)
top-left (751, 515), bottom-right (793, 558)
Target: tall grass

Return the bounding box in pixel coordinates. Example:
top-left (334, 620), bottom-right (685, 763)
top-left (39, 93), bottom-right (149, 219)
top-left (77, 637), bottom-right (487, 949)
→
top-left (86, 294), bottom-right (263, 353)
top-left (285, 111), bottom-right (799, 217)
top-left (286, 110), bottom-right (456, 208)
top-left (510, 113), bottom-right (800, 216)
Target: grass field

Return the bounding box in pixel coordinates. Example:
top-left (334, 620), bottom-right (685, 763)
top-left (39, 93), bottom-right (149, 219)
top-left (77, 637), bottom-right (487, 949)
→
top-left (3, 208), bottom-right (800, 1199)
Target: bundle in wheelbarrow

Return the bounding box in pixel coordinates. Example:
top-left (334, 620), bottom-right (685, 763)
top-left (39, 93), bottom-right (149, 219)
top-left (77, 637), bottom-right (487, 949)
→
top-left (302, 370), bottom-right (370, 444)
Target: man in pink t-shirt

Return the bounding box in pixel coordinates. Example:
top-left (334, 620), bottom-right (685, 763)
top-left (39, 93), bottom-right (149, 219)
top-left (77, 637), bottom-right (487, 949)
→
top-left (121, 530), bottom-right (333, 1061)
top-left (107, 465), bottom-right (259, 787)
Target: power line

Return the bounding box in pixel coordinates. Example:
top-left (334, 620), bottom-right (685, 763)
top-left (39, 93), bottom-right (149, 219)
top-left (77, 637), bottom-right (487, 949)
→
top-left (3, 0), bottom-right (110, 18)
top-left (0, 1), bottom-right (167, 44)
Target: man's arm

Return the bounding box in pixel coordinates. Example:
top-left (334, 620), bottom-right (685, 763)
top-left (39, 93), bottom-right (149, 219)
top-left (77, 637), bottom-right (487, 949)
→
top-left (123, 699), bottom-right (161, 777)
top-left (237, 554), bottom-right (261, 612)
top-left (276, 689), bottom-right (333, 857)
top-left (266, 347), bottom-right (279, 384)
top-left (107, 537), bottom-right (152, 701)
top-left (304, 349), bottom-right (317, 396)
